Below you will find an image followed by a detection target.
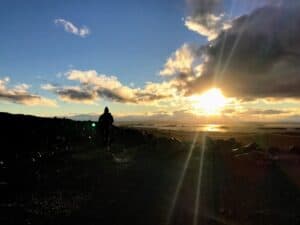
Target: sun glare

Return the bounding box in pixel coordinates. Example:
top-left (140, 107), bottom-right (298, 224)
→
top-left (191, 88), bottom-right (227, 115)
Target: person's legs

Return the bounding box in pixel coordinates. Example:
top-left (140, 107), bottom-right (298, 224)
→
top-left (105, 127), bottom-right (113, 149)
top-left (107, 126), bottom-right (114, 147)
top-left (102, 129), bottom-right (106, 146)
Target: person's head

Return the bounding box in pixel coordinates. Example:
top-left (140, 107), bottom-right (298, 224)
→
top-left (104, 107), bottom-right (109, 113)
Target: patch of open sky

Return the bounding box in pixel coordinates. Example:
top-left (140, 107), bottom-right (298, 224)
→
top-left (0, 0), bottom-right (203, 90)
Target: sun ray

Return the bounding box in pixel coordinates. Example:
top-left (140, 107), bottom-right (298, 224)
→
top-left (219, 0), bottom-right (257, 79)
top-left (193, 134), bottom-right (207, 225)
top-left (166, 132), bottom-right (199, 225)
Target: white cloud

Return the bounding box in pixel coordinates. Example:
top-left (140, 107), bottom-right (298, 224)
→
top-left (42, 70), bottom-right (176, 104)
top-left (160, 44), bottom-right (196, 76)
top-left (0, 77), bottom-right (56, 106)
top-left (184, 15), bottom-right (223, 41)
top-left (54, 18), bottom-right (90, 37)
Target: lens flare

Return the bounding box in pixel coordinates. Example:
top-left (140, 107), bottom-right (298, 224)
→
top-left (190, 88), bottom-right (227, 115)
top-left (166, 132), bottom-right (199, 225)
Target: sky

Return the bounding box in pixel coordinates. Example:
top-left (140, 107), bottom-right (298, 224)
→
top-left (1, 0), bottom-right (300, 122)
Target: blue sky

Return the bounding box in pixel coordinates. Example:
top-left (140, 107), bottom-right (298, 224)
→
top-left (0, 0), bottom-right (202, 87)
top-left (1, 0), bottom-right (300, 122)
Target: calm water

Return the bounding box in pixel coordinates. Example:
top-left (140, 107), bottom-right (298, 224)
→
top-left (118, 122), bottom-right (300, 133)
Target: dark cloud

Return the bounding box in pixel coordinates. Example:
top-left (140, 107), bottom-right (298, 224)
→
top-left (57, 88), bottom-right (97, 102)
top-left (42, 84), bottom-right (97, 103)
top-left (136, 92), bottom-right (171, 102)
top-left (242, 109), bottom-right (289, 115)
top-left (0, 91), bottom-right (42, 104)
top-left (185, 0), bottom-right (224, 39)
top-left (96, 87), bottom-right (172, 103)
top-left (97, 89), bottom-right (133, 103)
top-left (184, 2), bottom-right (300, 99)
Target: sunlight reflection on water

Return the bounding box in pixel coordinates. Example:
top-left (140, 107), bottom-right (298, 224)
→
top-left (123, 122), bottom-right (300, 133)
top-left (202, 124), bottom-right (228, 132)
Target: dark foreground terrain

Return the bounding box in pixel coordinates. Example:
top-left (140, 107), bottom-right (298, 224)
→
top-left (1, 113), bottom-right (300, 225)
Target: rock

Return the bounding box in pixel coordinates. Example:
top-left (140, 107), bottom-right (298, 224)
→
top-left (267, 146), bottom-right (280, 156)
top-left (112, 152), bottom-right (132, 163)
top-left (170, 136), bottom-right (181, 144)
top-left (244, 142), bottom-right (259, 150)
top-left (36, 152), bottom-right (42, 159)
top-left (205, 136), bottom-right (215, 148)
top-left (232, 142), bottom-right (261, 155)
top-left (289, 145), bottom-right (300, 154)
top-left (0, 160), bottom-right (8, 169)
top-left (227, 137), bottom-right (236, 144)
top-left (234, 150), bottom-right (271, 166)
top-left (232, 147), bottom-right (242, 153)
top-left (227, 137), bottom-right (242, 148)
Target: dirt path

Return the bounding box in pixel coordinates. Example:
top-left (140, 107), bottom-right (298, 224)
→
top-left (66, 142), bottom-right (228, 225)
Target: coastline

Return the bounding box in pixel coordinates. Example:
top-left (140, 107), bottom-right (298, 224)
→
top-left (131, 126), bottom-right (300, 149)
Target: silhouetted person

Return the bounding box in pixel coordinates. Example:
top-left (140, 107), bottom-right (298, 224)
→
top-left (97, 107), bottom-right (114, 148)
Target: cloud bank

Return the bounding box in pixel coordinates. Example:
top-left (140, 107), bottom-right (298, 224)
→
top-left (42, 70), bottom-right (175, 104)
top-left (0, 77), bottom-right (56, 106)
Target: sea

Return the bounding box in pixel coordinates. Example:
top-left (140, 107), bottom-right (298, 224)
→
top-left (117, 122), bottom-right (300, 133)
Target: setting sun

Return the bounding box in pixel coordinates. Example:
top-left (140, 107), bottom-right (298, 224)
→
top-left (190, 88), bottom-right (227, 115)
